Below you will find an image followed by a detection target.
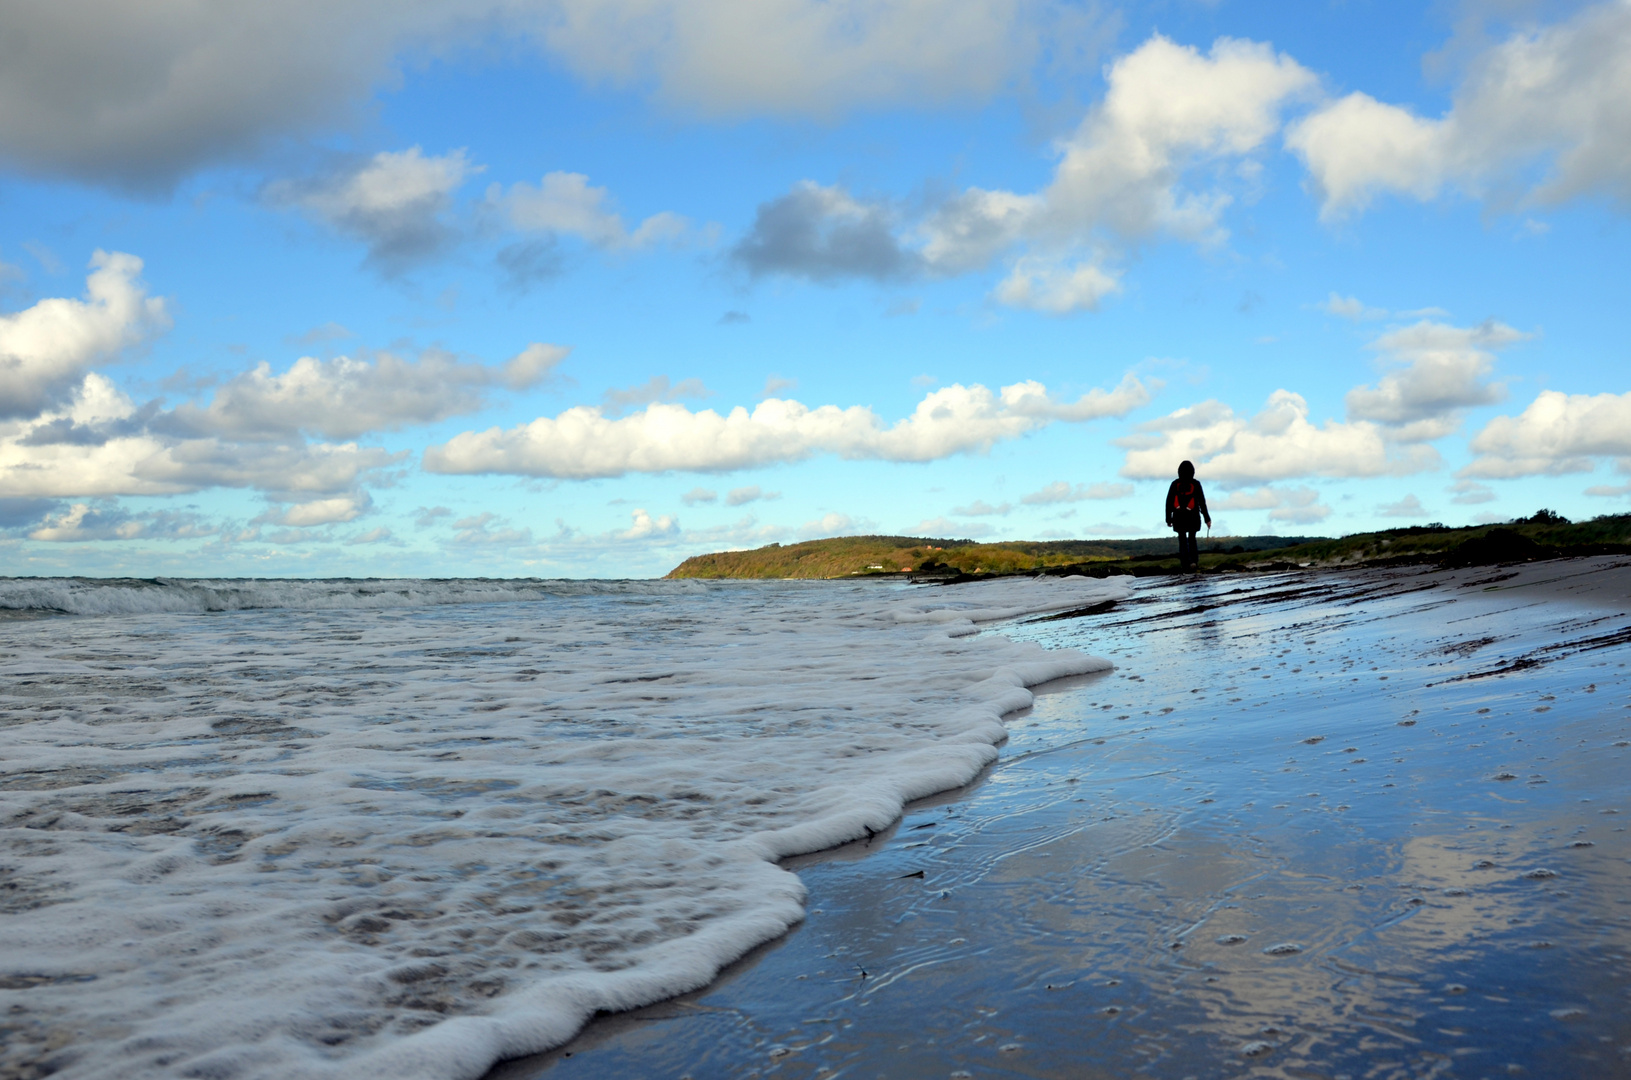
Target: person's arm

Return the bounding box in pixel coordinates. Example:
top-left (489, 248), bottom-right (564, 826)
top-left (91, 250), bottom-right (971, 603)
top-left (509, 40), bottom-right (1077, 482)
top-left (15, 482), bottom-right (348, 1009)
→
top-left (1198, 482), bottom-right (1212, 527)
top-left (1164, 480), bottom-right (1175, 527)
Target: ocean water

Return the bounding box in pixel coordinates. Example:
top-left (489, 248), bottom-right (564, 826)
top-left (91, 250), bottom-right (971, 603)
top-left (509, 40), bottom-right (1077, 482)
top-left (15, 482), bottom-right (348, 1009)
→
top-left (0, 574), bottom-right (1127, 1080)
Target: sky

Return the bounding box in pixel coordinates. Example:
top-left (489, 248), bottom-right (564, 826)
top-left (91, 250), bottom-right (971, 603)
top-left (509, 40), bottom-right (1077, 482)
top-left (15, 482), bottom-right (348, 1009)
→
top-left (1, 0), bottom-right (1628, 579)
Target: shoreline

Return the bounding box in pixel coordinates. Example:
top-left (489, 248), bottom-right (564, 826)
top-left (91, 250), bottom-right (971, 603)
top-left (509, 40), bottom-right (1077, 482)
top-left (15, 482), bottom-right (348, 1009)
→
top-left (487, 555), bottom-right (1631, 1079)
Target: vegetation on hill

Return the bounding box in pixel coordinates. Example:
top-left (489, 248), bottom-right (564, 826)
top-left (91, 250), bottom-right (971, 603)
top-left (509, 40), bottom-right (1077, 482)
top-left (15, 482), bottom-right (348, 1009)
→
top-left (666, 533), bottom-right (1325, 580)
top-left (665, 512), bottom-right (1631, 580)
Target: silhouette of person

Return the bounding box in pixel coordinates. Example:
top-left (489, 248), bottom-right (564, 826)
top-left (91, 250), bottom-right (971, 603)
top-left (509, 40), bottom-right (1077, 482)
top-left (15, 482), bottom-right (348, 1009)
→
top-left (1165, 460), bottom-right (1211, 573)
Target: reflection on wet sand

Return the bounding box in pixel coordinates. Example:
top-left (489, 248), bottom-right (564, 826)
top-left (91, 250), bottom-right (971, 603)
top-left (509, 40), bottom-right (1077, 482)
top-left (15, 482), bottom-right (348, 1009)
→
top-left (488, 557), bottom-right (1631, 1080)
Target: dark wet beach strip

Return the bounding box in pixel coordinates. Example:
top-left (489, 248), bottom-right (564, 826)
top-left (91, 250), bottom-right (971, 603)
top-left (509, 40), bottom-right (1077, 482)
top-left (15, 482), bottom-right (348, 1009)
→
top-left (489, 559), bottom-right (1631, 1080)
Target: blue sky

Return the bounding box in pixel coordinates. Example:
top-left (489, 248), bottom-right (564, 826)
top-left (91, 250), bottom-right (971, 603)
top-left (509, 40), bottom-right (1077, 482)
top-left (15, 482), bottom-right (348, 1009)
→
top-left (1, 0), bottom-right (1627, 577)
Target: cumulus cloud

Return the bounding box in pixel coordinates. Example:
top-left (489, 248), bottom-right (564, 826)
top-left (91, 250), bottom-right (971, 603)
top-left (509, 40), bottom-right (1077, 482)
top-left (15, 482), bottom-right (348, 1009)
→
top-left (1288, 2), bottom-right (1631, 217)
top-left (0, 252), bottom-right (169, 420)
top-left (269, 147), bottom-right (479, 271)
top-left (733, 183), bottom-right (916, 282)
top-left (738, 34), bottom-right (1312, 311)
top-left (1463, 389), bottom-right (1631, 477)
top-left (1379, 493), bottom-right (1428, 518)
top-left (949, 499), bottom-right (1010, 516)
top-left (761, 375), bottom-right (797, 398)
top-left (1448, 479), bottom-right (1497, 505)
top-left (1119, 391), bottom-right (1439, 486)
top-left (536, 0), bottom-right (1062, 118)
top-left (1321, 293), bottom-right (1386, 320)
top-left (914, 516), bottom-right (992, 538)
top-left (601, 375), bottom-right (713, 417)
top-left (0, 1), bottom-right (469, 189)
top-left (992, 257), bottom-right (1122, 314)
top-left (161, 344), bottom-right (568, 441)
top-left (0, 372), bottom-right (399, 503)
top-left (725, 485), bottom-right (778, 506)
top-left (450, 512), bottom-right (533, 546)
top-left (620, 508), bottom-right (679, 540)
top-left (489, 171), bottom-right (688, 248)
top-left (27, 501), bottom-right (216, 542)
top-left (1345, 319), bottom-right (1521, 440)
top-left (1020, 480), bottom-right (1133, 504)
top-left (0, 0), bottom-right (1080, 190)
top-left (424, 374), bottom-right (1153, 479)
top-left (1215, 484), bottom-right (1331, 523)
top-left (256, 493), bottom-right (371, 527)
top-left (921, 35), bottom-right (1315, 272)
top-left (1122, 316), bottom-right (1524, 486)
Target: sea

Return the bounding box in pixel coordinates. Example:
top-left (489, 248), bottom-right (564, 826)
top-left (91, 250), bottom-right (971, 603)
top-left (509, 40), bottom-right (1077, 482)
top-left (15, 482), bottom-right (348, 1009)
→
top-left (0, 574), bottom-right (1127, 1080)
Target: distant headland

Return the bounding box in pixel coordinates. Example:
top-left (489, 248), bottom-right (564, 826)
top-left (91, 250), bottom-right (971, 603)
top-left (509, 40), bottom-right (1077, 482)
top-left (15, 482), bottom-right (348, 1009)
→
top-left (665, 512), bottom-right (1631, 580)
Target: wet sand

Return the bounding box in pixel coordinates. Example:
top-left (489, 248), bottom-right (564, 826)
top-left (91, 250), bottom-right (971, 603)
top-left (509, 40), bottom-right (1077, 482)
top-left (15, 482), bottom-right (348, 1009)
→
top-left (487, 557), bottom-right (1631, 1079)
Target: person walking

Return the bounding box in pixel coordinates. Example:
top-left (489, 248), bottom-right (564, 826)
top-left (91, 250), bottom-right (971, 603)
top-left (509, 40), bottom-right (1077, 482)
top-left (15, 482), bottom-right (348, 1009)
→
top-left (1165, 460), bottom-right (1211, 573)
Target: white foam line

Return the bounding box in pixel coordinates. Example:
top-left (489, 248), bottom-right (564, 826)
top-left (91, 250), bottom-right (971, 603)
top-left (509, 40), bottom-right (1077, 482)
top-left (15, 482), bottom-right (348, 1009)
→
top-left (0, 575), bottom-right (1128, 1079)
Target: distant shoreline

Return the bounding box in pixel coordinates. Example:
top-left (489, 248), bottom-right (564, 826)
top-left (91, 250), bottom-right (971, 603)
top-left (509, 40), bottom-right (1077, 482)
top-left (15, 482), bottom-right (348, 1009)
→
top-left (666, 512), bottom-right (1631, 582)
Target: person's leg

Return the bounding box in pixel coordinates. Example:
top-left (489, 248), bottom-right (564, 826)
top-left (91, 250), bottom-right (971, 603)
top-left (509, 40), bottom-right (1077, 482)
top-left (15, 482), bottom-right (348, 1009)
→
top-left (1178, 531), bottom-right (1197, 570)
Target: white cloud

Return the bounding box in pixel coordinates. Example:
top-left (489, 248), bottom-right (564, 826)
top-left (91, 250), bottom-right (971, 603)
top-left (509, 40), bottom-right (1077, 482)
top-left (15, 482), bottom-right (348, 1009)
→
top-left (503, 343), bottom-right (572, 389)
top-left (949, 499), bottom-right (1010, 516)
top-left (1378, 493), bottom-right (1428, 518)
top-left (1215, 484), bottom-right (1330, 523)
top-left (536, 0), bottom-right (1066, 118)
top-left (451, 512), bottom-right (533, 546)
top-left (726, 485), bottom-right (778, 507)
top-left (798, 511), bottom-right (860, 540)
top-left (1121, 316), bottom-right (1525, 486)
top-left (0, 0), bottom-right (1095, 192)
top-left (0, 373), bottom-right (399, 501)
top-left (1020, 480), bottom-right (1133, 504)
top-left (272, 147), bottom-right (480, 270)
top-left (490, 171), bottom-right (688, 248)
top-left (761, 375), bottom-right (798, 398)
top-left (425, 374), bottom-right (1153, 479)
top-left (163, 344), bottom-right (567, 441)
top-left (1, 0), bottom-right (1110, 195)
top-left (620, 508), bottom-right (679, 540)
top-left (993, 257), bottom-right (1122, 315)
top-left (26, 501), bottom-right (216, 542)
top-left (1321, 292), bottom-right (1386, 320)
top-left (1270, 488), bottom-right (1331, 524)
top-left (1119, 390), bottom-right (1439, 485)
top-left (1288, 2), bottom-right (1631, 217)
top-left (913, 516), bottom-right (992, 538)
top-left (680, 487), bottom-right (717, 506)
top-left (1345, 319), bottom-right (1520, 439)
top-left (258, 493), bottom-right (370, 527)
top-left (1463, 388), bottom-right (1631, 477)
top-left (602, 375), bottom-right (713, 417)
top-left (1448, 479), bottom-right (1497, 505)
top-left (1214, 487), bottom-right (1279, 511)
top-left (734, 33), bottom-right (1313, 311)
top-left (348, 526), bottom-right (393, 544)
top-left (0, 252), bottom-right (168, 419)
top-left (921, 34), bottom-right (1316, 278)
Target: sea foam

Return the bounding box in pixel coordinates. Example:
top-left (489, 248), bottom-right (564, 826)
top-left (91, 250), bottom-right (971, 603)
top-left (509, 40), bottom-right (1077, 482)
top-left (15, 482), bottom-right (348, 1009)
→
top-left (0, 575), bottom-right (1126, 1079)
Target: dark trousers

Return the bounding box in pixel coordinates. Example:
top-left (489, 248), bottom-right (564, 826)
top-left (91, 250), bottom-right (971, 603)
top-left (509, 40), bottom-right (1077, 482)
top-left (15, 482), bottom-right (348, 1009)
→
top-left (1177, 530), bottom-right (1198, 569)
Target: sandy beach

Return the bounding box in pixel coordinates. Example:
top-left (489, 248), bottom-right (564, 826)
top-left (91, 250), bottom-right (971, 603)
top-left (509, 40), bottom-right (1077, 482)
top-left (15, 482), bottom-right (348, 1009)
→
top-left (487, 557), bottom-right (1631, 1079)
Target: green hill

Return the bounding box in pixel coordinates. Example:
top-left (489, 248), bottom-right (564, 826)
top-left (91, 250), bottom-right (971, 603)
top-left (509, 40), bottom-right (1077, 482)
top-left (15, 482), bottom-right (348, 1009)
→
top-left (665, 533), bottom-right (1326, 579)
top-left (665, 512), bottom-right (1631, 580)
